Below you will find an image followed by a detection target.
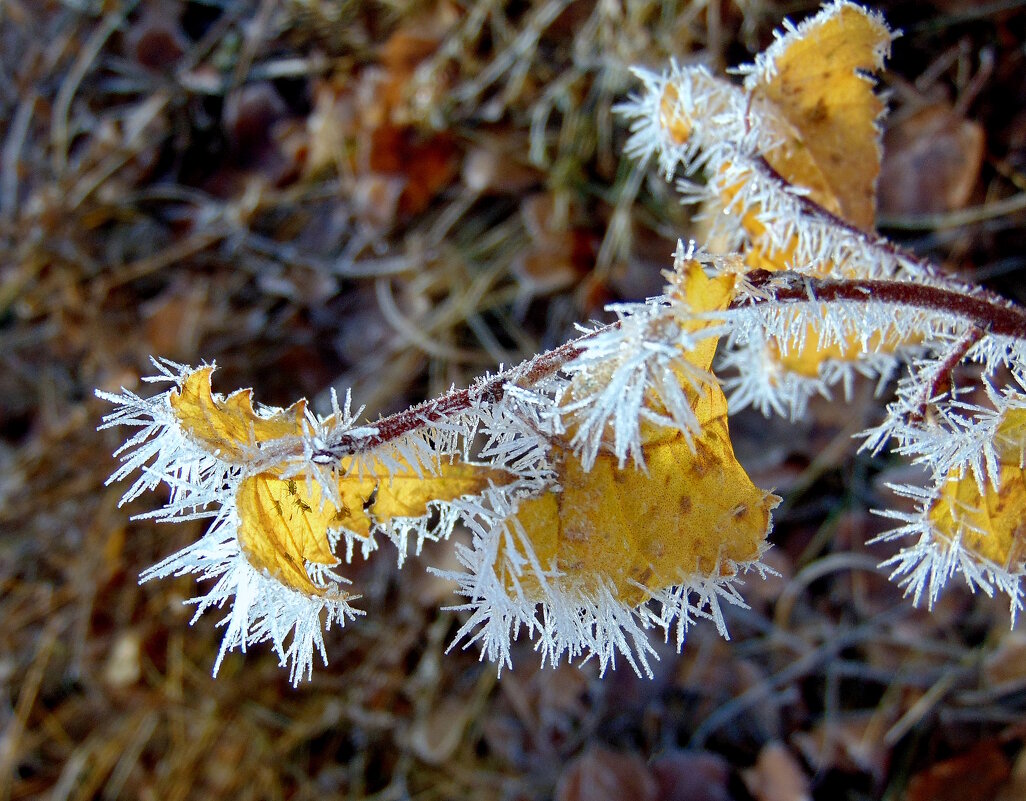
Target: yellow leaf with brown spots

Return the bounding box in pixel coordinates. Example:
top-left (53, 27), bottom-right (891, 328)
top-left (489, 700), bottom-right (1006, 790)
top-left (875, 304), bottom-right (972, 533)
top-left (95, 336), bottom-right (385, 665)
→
top-left (724, 6), bottom-right (899, 376)
top-left (170, 367), bottom-right (307, 461)
top-left (237, 458), bottom-right (515, 596)
top-left (237, 473), bottom-right (342, 596)
top-left (505, 258), bottom-right (777, 606)
top-left (509, 387), bottom-right (778, 606)
top-left (748, 2), bottom-right (891, 230)
top-left (927, 410), bottom-right (1026, 575)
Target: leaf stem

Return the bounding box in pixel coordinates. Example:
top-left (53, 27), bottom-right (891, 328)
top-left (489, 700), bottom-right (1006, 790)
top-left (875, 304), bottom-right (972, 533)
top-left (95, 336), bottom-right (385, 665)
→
top-left (311, 329), bottom-right (604, 461)
top-left (908, 326), bottom-right (984, 423)
top-left (752, 156), bottom-right (1022, 314)
top-left (739, 268), bottom-right (1026, 346)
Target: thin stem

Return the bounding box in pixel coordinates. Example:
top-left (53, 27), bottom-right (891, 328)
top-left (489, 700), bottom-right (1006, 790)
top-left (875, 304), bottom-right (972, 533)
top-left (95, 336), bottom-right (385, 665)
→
top-left (909, 327), bottom-right (984, 423)
top-left (313, 264), bottom-right (1026, 464)
top-left (310, 327), bottom-right (611, 461)
top-left (753, 157), bottom-right (1026, 316)
top-left (739, 270), bottom-right (1026, 341)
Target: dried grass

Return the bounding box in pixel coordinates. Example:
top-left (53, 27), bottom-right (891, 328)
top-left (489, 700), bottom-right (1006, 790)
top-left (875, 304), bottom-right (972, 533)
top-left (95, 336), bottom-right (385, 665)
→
top-left (3, 1), bottom-right (1026, 799)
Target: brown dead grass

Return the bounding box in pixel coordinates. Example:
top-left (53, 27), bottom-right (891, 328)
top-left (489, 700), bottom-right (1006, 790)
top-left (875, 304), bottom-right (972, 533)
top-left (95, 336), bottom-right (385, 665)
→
top-left (3, 1), bottom-right (1026, 799)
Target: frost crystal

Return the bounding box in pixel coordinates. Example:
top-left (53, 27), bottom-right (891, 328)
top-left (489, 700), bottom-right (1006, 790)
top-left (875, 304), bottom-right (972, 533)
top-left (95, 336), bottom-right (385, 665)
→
top-left (439, 491), bottom-right (773, 678)
top-left (98, 1), bottom-right (1026, 687)
top-left (99, 361), bottom-right (368, 684)
top-left (874, 482), bottom-right (1025, 622)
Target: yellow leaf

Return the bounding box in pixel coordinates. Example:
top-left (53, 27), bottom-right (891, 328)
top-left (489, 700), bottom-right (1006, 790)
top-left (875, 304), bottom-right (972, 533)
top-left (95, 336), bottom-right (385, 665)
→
top-left (508, 389), bottom-right (778, 607)
top-left (733, 0), bottom-right (888, 347)
top-left (237, 473), bottom-right (342, 596)
top-left (659, 4), bottom-right (891, 244)
top-left (564, 259), bottom-right (736, 450)
top-left (170, 367), bottom-right (307, 460)
top-left (659, 83), bottom-right (692, 147)
top-left (659, 6), bottom-right (896, 379)
top-left (724, 6), bottom-right (897, 376)
top-left (927, 410), bottom-right (1026, 573)
top-left (773, 329), bottom-right (899, 378)
top-left (367, 457), bottom-right (513, 533)
top-left (237, 458), bottom-right (514, 596)
top-left (671, 255), bottom-right (737, 341)
top-left (748, 2), bottom-right (891, 230)
top-left (506, 259), bottom-right (777, 606)
top-left (995, 409), bottom-right (1026, 463)
top-left (655, 257), bottom-right (737, 422)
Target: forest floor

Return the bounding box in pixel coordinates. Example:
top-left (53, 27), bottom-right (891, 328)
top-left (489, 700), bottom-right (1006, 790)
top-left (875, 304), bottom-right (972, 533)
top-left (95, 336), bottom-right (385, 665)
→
top-left (3, 1), bottom-right (1026, 800)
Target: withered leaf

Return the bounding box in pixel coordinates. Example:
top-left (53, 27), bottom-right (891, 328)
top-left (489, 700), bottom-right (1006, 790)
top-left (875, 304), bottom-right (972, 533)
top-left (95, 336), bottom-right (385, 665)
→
top-left (238, 457), bottom-right (514, 596)
top-left (506, 260), bottom-right (777, 606)
top-left (749, 2), bottom-right (891, 230)
top-left (169, 367), bottom-right (307, 461)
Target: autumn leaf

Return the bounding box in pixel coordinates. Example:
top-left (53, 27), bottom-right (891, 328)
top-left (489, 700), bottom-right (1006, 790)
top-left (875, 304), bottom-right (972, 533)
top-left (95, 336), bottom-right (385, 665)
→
top-left (904, 743), bottom-right (1011, 801)
top-left (508, 402), bottom-right (778, 608)
top-left (503, 258), bottom-right (778, 607)
top-left (674, 252), bottom-right (735, 337)
top-left (649, 257), bottom-right (738, 425)
top-left (650, 6), bottom-right (901, 379)
top-left (738, 2), bottom-right (890, 266)
top-left (236, 457), bottom-right (515, 597)
top-left (775, 329), bottom-right (900, 379)
top-left (747, 1), bottom-right (891, 230)
top-left (169, 366), bottom-right (515, 596)
top-left (236, 473), bottom-right (341, 596)
top-left (169, 366), bottom-right (307, 460)
top-left (728, 4), bottom-right (900, 377)
top-left (926, 409), bottom-right (1026, 576)
top-left (656, 4), bottom-right (890, 241)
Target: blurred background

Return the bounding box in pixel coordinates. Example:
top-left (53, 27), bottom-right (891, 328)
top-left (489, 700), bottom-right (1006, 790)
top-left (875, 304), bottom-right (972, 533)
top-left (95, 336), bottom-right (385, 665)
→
top-left (3, 1), bottom-right (1026, 799)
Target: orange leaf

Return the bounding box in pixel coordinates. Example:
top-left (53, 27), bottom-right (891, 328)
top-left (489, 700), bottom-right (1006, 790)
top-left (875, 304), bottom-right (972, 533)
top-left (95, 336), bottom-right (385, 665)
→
top-left (905, 743), bottom-right (1010, 801)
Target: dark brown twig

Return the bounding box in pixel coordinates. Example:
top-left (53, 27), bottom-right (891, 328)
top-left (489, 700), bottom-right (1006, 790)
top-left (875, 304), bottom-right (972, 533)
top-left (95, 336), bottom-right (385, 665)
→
top-left (311, 330), bottom-right (601, 461)
top-left (738, 270), bottom-right (1026, 341)
top-left (314, 266), bottom-right (1026, 465)
top-left (908, 327), bottom-right (985, 423)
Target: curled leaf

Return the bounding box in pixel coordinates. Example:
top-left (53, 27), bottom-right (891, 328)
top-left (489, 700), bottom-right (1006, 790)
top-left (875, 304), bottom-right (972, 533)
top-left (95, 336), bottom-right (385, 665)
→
top-left (237, 473), bottom-right (341, 596)
top-left (738, 4), bottom-right (899, 376)
top-left (747, 1), bottom-right (892, 229)
top-left (169, 366), bottom-right (307, 460)
top-left (238, 458), bottom-right (515, 596)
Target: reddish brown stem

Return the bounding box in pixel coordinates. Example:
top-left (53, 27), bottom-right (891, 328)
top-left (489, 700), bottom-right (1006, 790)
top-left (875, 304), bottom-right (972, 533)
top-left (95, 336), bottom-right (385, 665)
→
top-left (908, 327), bottom-right (984, 424)
top-left (739, 270), bottom-right (1026, 341)
top-left (313, 265), bottom-right (1026, 465)
top-left (311, 331), bottom-right (598, 461)
top-left (753, 156), bottom-right (1020, 313)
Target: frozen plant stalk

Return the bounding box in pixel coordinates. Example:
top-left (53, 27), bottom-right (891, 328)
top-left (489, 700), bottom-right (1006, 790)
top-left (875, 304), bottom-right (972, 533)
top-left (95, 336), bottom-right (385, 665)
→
top-left (101, 1), bottom-right (1026, 683)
